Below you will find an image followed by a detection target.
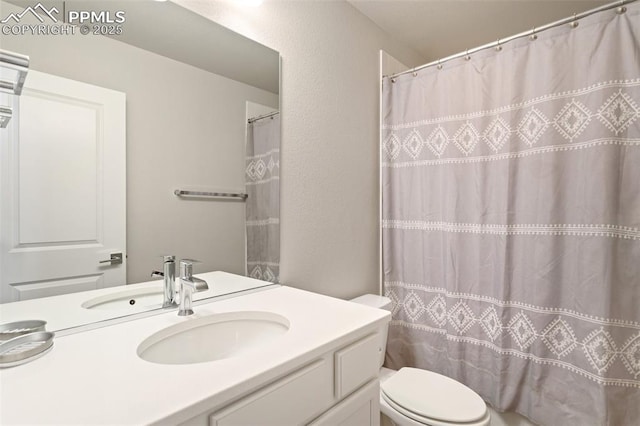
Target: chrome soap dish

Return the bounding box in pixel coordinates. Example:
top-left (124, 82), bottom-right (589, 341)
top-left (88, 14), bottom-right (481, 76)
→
top-left (0, 319), bottom-right (46, 341)
top-left (0, 320), bottom-right (54, 368)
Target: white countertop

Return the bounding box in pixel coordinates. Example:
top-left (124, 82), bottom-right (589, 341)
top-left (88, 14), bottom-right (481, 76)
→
top-left (0, 284), bottom-right (390, 425)
top-left (0, 271), bottom-right (274, 332)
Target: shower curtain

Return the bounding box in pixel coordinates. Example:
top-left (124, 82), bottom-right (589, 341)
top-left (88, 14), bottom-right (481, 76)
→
top-left (246, 113), bottom-right (280, 282)
top-left (382, 5), bottom-right (639, 425)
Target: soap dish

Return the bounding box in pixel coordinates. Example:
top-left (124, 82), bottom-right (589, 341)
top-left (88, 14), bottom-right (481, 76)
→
top-left (0, 331), bottom-right (54, 368)
top-left (0, 320), bottom-right (47, 343)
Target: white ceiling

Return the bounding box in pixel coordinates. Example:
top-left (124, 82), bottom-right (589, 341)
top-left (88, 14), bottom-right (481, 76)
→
top-left (348, 0), bottom-right (610, 65)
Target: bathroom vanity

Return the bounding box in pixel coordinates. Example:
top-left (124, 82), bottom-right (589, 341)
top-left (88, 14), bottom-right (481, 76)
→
top-left (0, 279), bottom-right (390, 425)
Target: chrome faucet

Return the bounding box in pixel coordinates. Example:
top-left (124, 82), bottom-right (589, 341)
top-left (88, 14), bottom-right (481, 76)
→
top-left (178, 259), bottom-right (209, 316)
top-left (151, 255), bottom-right (178, 308)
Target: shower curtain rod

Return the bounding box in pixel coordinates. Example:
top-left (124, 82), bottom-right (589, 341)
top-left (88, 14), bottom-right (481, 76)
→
top-left (386, 0), bottom-right (637, 80)
top-left (248, 110), bottom-right (279, 124)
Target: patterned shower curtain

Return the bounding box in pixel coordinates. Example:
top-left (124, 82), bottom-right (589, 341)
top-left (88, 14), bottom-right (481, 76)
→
top-left (382, 5), bottom-right (639, 425)
top-left (246, 113), bottom-right (280, 282)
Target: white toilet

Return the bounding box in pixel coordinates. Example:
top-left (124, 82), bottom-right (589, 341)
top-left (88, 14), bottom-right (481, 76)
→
top-left (351, 295), bottom-right (490, 426)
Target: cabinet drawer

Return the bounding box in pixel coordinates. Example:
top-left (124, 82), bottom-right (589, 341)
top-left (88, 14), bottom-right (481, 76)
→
top-left (210, 358), bottom-right (333, 426)
top-left (334, 333), bottom-right (380, 399)
top-left (308, 379), bottom-right (380, 426)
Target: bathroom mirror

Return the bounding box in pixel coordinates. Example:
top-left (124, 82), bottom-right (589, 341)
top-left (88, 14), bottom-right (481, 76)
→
top-left (0, 0), bottom-right (280, 325)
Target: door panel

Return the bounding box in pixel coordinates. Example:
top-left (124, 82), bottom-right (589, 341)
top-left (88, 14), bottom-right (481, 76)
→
top-left (18, 93), bottom-right (98, 244)
top-left (0, 71), bottom-right (126, 302)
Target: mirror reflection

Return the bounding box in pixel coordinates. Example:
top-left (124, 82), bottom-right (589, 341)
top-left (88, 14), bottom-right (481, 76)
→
top-left (245, 103), bottom-right (280, 283)
top-left (0, 0), bottom-right (280, 318)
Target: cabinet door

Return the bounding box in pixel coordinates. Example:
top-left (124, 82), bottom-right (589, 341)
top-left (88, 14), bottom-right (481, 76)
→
top-left (308, 380), bottom-right (380, 426)
top-left (334, 333), bottom-right (380, 399)
top-left (210, 358), bottom-right (333, 426)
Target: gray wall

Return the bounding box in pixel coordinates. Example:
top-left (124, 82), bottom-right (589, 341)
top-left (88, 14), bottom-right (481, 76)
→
top-left (2, 1), bottom-right (278, 283)
top-left (175, 0), bottom-right (424, 299)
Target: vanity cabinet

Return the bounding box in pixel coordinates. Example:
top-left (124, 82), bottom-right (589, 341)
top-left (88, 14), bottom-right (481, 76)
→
top-left (182, 333), bottom-right (382, 426)
top-left (209, 358), bottom-right (333, 425)
top-left (308, 379), bottom-right (379, 426)
top-left (0, 285), bottom-right (391, 426)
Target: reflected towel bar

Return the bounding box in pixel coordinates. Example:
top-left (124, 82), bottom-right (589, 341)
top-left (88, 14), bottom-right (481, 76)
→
top-left (174, 190), bottom-right (248, 200)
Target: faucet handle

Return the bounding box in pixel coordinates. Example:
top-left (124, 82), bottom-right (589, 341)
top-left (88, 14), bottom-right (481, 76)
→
top-left (177, 260), bottom-right (208, 316)
top-left (179, 259), bottom-right (201, 277)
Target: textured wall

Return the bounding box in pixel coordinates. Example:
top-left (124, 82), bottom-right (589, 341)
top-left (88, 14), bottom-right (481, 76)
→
top-left (175, 0), bottom-right (423, 299)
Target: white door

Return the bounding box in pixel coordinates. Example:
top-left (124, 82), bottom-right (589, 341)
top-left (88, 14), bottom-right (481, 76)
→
top-left (0, 71), bottom-right (126, 303)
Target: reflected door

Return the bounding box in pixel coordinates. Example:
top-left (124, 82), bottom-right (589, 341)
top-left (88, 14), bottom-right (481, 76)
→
top-left (0, 71), bottom-right (126, 303)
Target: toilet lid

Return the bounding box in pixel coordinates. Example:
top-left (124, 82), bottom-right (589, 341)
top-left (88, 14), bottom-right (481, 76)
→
top-left (380, 368), bottom-right (487, 423)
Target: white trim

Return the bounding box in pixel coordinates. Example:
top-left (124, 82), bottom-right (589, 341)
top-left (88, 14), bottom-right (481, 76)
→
top-left (245, 176), bottom-right (280, 186)
top-left (245, 148), bottom-right (280, 161)
top-left (386, 281), bottom-right (640, 329)
top-left (383, 79), bottom-right (640, 130)
top-left (246, 261), bottom-right (279, 267)
top-left (383, 220), bottom-right (640, 240)
top-left (389, 320), bottom-right (640, 388)
top-left (382, 137), bottom-right (640, 167)
top-left (246, 218), bottom-right (280, 226)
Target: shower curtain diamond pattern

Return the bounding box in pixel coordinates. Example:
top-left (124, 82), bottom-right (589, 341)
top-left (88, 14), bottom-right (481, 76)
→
top-left (246, 114), bottom-right (280, 283)
top-left (382, 5), bottom-right (640, 425)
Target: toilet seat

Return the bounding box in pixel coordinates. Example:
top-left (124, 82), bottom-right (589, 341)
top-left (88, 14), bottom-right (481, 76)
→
top-left (380, 367), bottom-right (490, 426)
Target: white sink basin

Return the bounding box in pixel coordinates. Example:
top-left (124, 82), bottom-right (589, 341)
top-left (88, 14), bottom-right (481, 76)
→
top-left (137, 311), bottom-right (290, 365)
top-left (81, 287), bottom-right (163, 311)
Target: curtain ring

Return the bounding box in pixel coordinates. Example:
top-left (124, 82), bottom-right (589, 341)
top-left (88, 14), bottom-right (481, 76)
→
top-left (390, 77), bottom-right (396, 83)
top-left (529, 27), bottom-right (538, 41)
top-left (437, 59), bottom-right (443, 70)
top-left (412, 71), bottom-right (418, 77)
top-left (465, 49), bottom-right (471, 61)
top-left (495, 38), bottom-right (502, 52)
top-left (570, 13), bottom-right (579, 28)
top-left (617, 0), bottom-right (627, 14)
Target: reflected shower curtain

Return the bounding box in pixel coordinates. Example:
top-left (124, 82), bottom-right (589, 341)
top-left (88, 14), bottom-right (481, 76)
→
top-left (382, 5), bottom-right (639, 425)
top-left (246, 114), bottom-right (280, 282)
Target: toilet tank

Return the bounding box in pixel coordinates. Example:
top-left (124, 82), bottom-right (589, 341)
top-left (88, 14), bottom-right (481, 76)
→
top-left (350, 294), bottom-right (391, 368)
